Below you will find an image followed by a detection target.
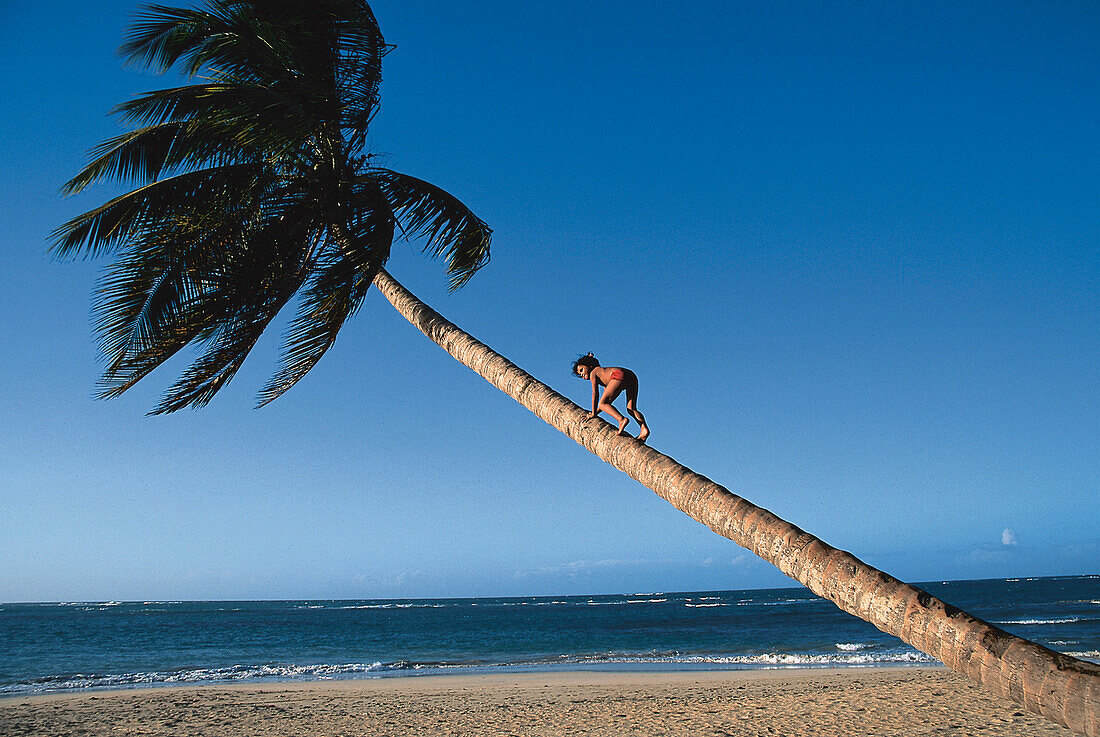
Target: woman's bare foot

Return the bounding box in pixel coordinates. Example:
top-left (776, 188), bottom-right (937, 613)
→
top-left (617, 416), bottom-right (630, 435)
top-left (638, 425), bottom-right (650, 443)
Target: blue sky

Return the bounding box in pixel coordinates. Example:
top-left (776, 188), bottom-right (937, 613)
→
top-left (1, 1), bottom-right (1097, 602)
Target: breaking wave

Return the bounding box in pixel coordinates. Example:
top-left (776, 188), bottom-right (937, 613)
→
top-left (0, 662), bottom-right (407, 695)
top-left (0, 649), bottom-right (941, 695)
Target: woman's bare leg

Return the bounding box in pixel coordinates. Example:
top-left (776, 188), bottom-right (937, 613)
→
top-left (626, 385), bottom-right (649, 442)
top-left (599, 381), bottom-right (629, 435)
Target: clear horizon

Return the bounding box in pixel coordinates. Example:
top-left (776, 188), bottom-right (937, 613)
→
top-left (2, 1), bottom-right (1097, 602)
top-left (3, 573), bottom-right (1096, 608)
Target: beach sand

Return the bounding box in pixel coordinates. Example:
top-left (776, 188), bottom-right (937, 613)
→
top-left (0, 667), bottom-right (1074, 736)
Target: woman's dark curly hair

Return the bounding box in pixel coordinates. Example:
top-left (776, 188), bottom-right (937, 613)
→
top-left (571, 352), bottom-right (599, 377)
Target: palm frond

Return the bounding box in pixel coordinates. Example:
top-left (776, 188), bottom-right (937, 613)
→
top-left (95, 211), bottom-right (245, 380)
top-left (120, 5), bottom-right (222, 72)
top-left (120, 2), bottom-right (294, 81)
top-left (110, 82), bottom-right (319, 161)
top-left (94, 248), bottom-right (215, 399)
top-left (328, 0), bottom-right (387, 142)
top-left (368, 169), bottom-right (492, 289)
top-left (147, 198), bottom-right (321, 413)
top-left (52, 163), bottom-right (269, 258)
top-left (257, 192), bottom-right (395, 406)
top-left (113, 82), bottom-right (290, 125)
top-left (123, 1), bottom-right (387, 139)
top-left (63, 121), bottom-right (260, 195)
top-left (94, 184), bottom-right (317, 399)
top-left (149, 307), bottom-right (276, 413)
top-left (95, 233), bottom-right (197, 365)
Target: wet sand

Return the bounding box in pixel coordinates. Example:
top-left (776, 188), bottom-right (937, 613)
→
top-left (0, 667), bottom-right (1073, 736)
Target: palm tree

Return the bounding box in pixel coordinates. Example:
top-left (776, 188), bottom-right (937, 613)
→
top-left (53, 0), bottom-right (490, 412)
top-left (55, 1), bottom-right (1098, 733)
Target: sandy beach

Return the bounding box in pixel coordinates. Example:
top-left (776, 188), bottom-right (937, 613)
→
top-left (0, 667), bottom-right (1074, 736)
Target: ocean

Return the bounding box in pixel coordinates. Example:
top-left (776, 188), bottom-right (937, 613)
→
top-left (1, 575), bottom-right (1096, 695)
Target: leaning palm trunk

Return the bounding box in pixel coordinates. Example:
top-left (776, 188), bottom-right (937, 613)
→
top-left (373, 268), bottom-right (1099, 736)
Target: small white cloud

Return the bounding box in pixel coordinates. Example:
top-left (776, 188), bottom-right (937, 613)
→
top-left (1002, 529), bottom-right (1018, 546)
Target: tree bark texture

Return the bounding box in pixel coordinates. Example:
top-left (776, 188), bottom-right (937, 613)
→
top-left (372, 268), bottom-right (1099, 736)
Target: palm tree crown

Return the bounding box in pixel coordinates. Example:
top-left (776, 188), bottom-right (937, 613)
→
top-left (53, 0), bottom-right (491, 413)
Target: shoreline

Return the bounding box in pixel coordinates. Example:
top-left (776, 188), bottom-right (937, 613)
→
top-left (1, 662), bottom-right (938, 701)
top-left (0, 661), bottom-right (941, 701)
top-left (1, 667), bottom-right (1074, 736)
